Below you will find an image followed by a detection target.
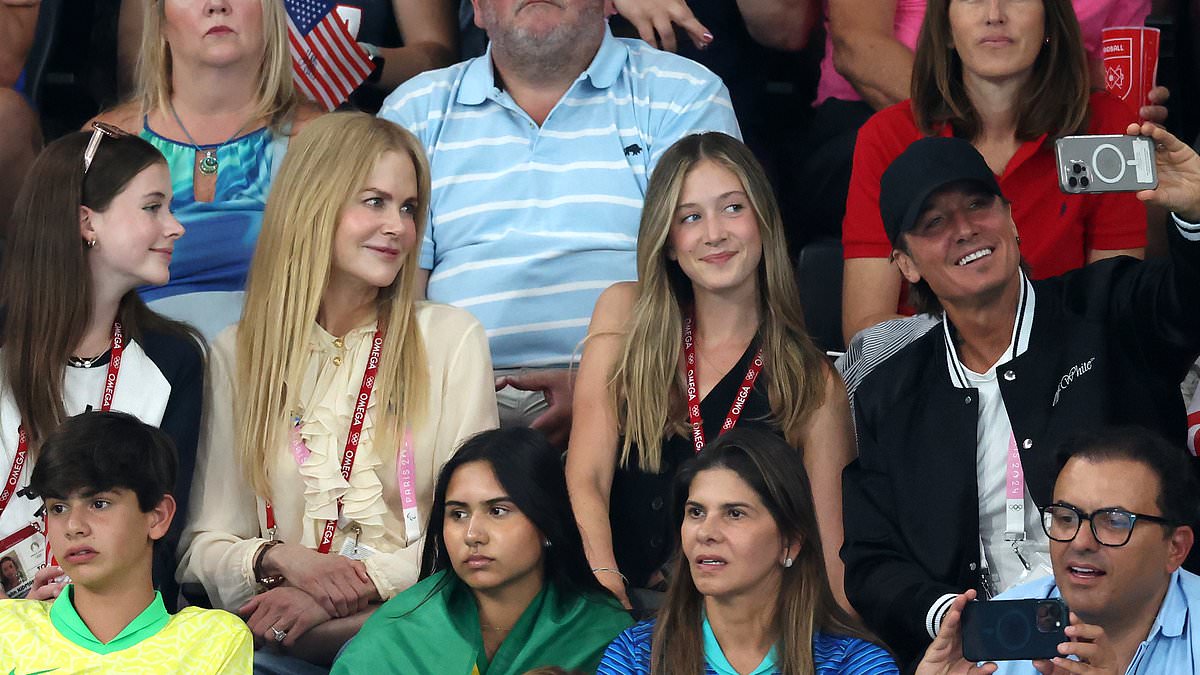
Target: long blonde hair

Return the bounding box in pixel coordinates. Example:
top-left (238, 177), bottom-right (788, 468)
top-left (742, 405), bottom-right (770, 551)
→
top-left (612, 133), bottom-right (827, 472)
top-left (136, 0), bottom-right (297, 131)
top-left (236, 113), bottom-right (430, 496)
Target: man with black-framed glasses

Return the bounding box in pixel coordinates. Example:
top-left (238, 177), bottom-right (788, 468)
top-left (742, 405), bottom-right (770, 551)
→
top-left (920, 427), bottom-right (1200, 675)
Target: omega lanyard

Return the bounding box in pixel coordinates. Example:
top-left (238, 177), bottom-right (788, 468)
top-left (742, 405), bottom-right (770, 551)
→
top-left (264, 330), bottom-right (422, 552)
top-left (682, 314), bottom-right (764, 454)
top-left (0, 323), bottom-right (126, 561)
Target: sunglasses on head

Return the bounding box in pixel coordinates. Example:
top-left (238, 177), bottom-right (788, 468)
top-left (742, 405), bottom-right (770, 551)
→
top-left (82, 122), bottom-right (131, 174)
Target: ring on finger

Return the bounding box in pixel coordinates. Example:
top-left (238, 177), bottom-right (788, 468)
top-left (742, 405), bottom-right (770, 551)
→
top-left (270, 626), bottom-right (288, 642)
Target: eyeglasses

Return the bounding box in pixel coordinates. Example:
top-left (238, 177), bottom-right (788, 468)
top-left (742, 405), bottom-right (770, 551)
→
top-left (1039, 503), bottom-right (1175, 547)
top-left (82, 122), bottom-right (129, 174)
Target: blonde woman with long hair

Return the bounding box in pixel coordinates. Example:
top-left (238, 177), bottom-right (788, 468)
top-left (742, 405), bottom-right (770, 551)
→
top-left (92, 0), bottom-right (322, 339)
top-left (179, 113), bottom-right (498, 668)
top-left (565, 132), bottom-right (856, 612)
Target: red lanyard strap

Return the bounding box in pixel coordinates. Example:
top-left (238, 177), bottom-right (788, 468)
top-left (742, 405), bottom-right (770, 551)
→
top-left (682, 314), bottom-right (764, 455)
top-left (0, 523), bottom-right (36, 553)
top-left (100, 321), bottom-right (125, 411)
top-left (0, 322), bottom-right (124, 524)
top-left (0, 427), bottom-right (28, 521)
top-left (266, 329), bottom-right (383, 554)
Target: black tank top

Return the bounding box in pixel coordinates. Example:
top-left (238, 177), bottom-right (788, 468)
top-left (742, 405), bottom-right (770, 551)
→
top-left (608, 341), bottom-right (778, 587)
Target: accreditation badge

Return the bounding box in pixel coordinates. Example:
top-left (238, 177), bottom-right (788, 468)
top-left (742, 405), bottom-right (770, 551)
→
top-left (0, 527), bottom-right (45, 599)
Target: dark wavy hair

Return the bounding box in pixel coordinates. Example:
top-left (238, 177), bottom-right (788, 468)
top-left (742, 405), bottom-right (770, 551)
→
top-left (30, 410), bottom-right (178, 512)
top-left (651, 426), bottom-right (881, 675)
top-left (419, 427), bottom-right (605, 596)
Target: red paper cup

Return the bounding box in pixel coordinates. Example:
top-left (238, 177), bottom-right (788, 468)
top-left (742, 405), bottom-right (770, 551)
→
top-left (1101, 26), bottom-right (1160, 116)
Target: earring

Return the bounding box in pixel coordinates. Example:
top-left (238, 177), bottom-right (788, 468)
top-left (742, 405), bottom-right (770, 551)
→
top-left (1016, 235), bottom-right (1022, 245)
top-left (1044, 36), bottom-right (1050, 45)
top-left (84, 238), bottom-right (96, 249)
top-left (783, 557), bottom-right (794, 568)
top-left (542, 538), bottom-right (552, 548)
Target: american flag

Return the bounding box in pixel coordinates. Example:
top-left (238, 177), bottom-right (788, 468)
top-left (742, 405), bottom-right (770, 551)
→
top-left (285, 0), bottom-right (375, 111)
top-left (1187, 394), bottom-right (1200, 456)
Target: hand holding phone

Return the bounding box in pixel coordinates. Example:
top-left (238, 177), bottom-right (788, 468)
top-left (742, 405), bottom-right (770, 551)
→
top-left (1125, 121), bottom-right (1200, 223)
top-left (914, 590), bottom-right (999, 675)
top-left (961, 598), bottom-right (1068, 662)
top-left (1031, 614), bottom-right (1120, 675)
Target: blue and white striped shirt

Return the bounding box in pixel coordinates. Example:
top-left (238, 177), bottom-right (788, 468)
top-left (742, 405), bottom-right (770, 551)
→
top-left (378, 27), bottom-right (740, 368)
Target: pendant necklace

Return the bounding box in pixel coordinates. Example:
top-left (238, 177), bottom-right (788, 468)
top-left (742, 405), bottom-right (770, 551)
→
top-left (168, 102), bottom-right (254, 176)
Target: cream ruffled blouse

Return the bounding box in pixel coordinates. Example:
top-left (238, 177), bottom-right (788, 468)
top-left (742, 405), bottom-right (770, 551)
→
top-left (179, 303), bottom-right (499, 610)
top-left (294, 322), bottom-right (390, 545)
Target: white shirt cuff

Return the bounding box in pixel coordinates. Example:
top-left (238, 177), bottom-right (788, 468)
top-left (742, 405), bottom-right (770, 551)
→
top-left (1173, 213), bottom-right (1200, 241)
top-left (926, 593), bottom-right (959, 639)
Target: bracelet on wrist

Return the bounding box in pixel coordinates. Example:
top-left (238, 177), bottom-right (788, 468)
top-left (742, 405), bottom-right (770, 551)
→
top-left (253, 540), bottom-right (285, 589)
top-left (591, 567), bottom-right (629, 586)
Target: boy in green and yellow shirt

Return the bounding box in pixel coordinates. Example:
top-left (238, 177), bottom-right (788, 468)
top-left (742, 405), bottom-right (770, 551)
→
top-left (0, 411), bottom-right (251, 673)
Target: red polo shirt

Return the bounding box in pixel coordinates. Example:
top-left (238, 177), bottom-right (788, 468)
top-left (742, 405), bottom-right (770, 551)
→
top-left (843, 92), bottom-right (1146, 312)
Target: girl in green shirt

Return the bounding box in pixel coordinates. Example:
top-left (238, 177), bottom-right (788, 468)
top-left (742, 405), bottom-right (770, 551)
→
top-left (333, 427), bottom-right (632, 674)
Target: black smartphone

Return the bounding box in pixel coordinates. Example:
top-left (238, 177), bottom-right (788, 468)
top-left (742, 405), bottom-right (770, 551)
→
top-left (1055, 134), bottom-right (1157, 194)
top-left (961, 598), bottom-right (1068, 662)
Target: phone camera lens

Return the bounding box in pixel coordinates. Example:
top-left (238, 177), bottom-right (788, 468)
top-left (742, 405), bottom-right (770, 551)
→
top-left (1068, 176), bottom-right (1078, 188)
top-left (1080, 176), bottom-right (1090, 188)
top-left (1037, 601), bottom-right (1065, 633)
top-left (1072, 163), bottom-right (1083, 174)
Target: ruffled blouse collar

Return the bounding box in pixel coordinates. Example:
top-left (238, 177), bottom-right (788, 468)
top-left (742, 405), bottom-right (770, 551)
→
top-left (291, 321), bottom-right (389, 545)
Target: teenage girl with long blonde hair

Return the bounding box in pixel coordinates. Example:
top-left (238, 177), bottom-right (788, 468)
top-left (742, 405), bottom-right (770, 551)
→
top-left (566, 132), bottom-right (856, 612)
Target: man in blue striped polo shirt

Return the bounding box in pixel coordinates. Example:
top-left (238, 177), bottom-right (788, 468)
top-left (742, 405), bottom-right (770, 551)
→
top-left (378, 0), bottom-right (740, 445)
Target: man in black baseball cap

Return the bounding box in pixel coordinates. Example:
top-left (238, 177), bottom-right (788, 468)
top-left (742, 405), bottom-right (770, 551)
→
top-left (842, 125), bottom-right (1200, 668)
top-left (879, 135), bottom-right (1004, 247)
top-left (881, 136), bottom-right (1017, 319)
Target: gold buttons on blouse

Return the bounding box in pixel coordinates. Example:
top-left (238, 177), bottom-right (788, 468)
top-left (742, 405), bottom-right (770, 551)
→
top-left (331, 337), bottom-right (345, 366)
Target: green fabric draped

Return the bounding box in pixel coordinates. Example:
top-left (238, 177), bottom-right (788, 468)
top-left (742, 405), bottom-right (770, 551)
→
top-left (332, 570), bottom-right (632, 675)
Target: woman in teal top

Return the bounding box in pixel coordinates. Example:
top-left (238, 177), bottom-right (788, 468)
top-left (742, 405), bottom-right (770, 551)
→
top-left (333, 428), bottom-right (632, 675)
top-left (92, 0), bottom-right (321, 339)
top-left (599, 427), bottom-right (897, 675)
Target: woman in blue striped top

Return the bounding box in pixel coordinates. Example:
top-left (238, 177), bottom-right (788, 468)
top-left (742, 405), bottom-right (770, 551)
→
top-left (597, 427), bottom-right (897, 675)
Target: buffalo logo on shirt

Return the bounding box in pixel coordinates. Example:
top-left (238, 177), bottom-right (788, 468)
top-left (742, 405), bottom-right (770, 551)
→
top-left (1052, 357), bottom-right (1096, 407)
